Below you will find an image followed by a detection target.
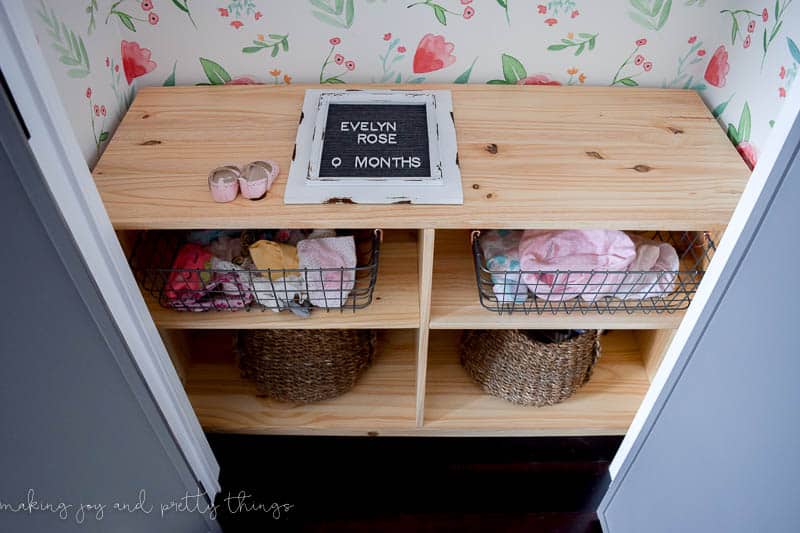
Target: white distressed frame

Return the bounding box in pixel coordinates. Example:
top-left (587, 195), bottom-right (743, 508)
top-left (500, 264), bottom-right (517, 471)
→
top-left (285, 89), bottom-right (463, 204)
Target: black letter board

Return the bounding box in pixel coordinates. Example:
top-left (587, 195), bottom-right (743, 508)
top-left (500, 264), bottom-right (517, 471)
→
top-left (318, 103), bottom-right (432, 178)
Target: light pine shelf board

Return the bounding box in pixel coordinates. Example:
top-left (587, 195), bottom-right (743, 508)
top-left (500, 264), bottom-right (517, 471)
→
top-left (93, 84), bottom-right (749, 231)
top-left (147, 238), bottom-right (419, 329)
top-left (423, 330), bottom-right (649, 436)
top-left (185, 330), bottom-right (417, 435)
top-left (430, 230), bottom-right (685, 330)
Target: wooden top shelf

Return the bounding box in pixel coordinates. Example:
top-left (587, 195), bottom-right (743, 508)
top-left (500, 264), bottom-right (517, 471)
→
top-left (93, 84), bottom-right (749, 231)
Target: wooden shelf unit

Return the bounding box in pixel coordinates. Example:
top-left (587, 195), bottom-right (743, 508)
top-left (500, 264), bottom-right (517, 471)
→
top-left (92, 84), bottom-right (750, 437)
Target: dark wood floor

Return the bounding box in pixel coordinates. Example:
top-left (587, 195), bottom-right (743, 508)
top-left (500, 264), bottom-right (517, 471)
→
top-left (209, 434), bottom-right (619, 532)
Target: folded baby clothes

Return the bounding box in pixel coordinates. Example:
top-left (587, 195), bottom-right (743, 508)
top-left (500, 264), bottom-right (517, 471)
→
top-left (165, 243), bottom-right (215, 305)
top-left (248, 240), bottom-right (299, 275)
top-left (519, 230), bottom-right (636, 301)
top-left (207, 258), bottom-right (254, 310)
top-left (297, 236), bottom-right (356, 308)
top-left (480, 230), bottom-right (528, 304)
top-left (251, 272), bottom-right (307, 313)
top-left (205, 234), bottom-right (244, 263)
top-left (616, 234), bottom-right (679, 300)
top-left (164, 249), bottom-right (253, 311)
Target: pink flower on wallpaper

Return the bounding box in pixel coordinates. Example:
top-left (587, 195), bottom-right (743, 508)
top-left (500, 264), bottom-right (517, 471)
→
top-left (743, 34), bottom-right (751, 48)
top-left (544, 18), bottom-right (557, 26)
top-left (254, 11), bottom-right (262, 20)
top-left (643, 61), bottom-right (653, 72)
top-left (231, 20), bottom-right (244, 29)
top-left (779, 87), bottom-right (786, 97)
top-left (688, 36), bottom-right (697, 44)
top-left (636, 38), bottom-right (647, 46)
top-left (571, 10), bottom-right (579, 18)
top-left (780, 66), bottom-right (786, 79)
top-left (517, 74), bottom-right (561, 86)
top-left (330, 37), bottom-right (341, 45)
top-left (225, 76), bottom-right (258, 85)
top-left (537, 5), bottom-right (546, 14)
top-left (85, 87), bottom-right (92, 99)
top-left (697, 49), bottom-right (706, 56)
top-left (121, 40), bottom-right (156, 85)
top-left (334, 53), bottom-right (345, 65)
top-left (412, 34), bottom-right (456, 74)
top-left (736, 142), bottom-right (757, 170)
top-left (704, 46), bottom-right (729, 88)
top-left (218, 8), bottom-right (229, 17)
top-left (463, 6), bottom-right (475, 19)
top-left (747, 20), bottom-right (756, 33)
top-left (634, 54), bottom-right (645, 66)
top-left (141, 0), bottom-right (153, 11)
top-left (398, 46), bottom-right (406, 53)
top-left (148, 12), bottom-right (159, 25)
top-left (461, 0), bottom-right (472, 4)
top-left (345, 60), bottom-right (356, 71)
top-left (384, 33), bottom-right (392, 41)
top-left (762, 8), bottom-right (768, 22)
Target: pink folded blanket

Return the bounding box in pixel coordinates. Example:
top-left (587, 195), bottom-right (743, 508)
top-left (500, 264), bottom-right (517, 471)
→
top-left (519, 230), bottom-right (636, 301)
top-left (297, 236), bottom-right (356, 308)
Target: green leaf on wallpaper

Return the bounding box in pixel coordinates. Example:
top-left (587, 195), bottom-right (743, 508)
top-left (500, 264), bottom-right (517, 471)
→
top-left (345, 0), bottom-right (355, 26)
top-left (487, 79), bottom-right (510, 84)
top-left (113, 11), bottom-right (136, 32)
top-left (310, 0), bottom-right (355, 28)
top-left (454, 58), bottom-right (478, 84)
top-left (548, 44), bottom-right (568, 51)
top-left (163, 62), bottom-right (177, 86)
top-left (738, 103), bottom-right (751, 142)
top-left (711, 96), bottom-right (733, 119)
top-left (495, 0), bottom-right (510, 23)
top-left (37, 2), bottom-right (91, 78)
top-left (628, 0), bottom-right (672, 31)
top-left (726, 124), bottom-right (740, 144)
top-left (433, 5), bottom-right (447, 25)
top-left (501, 54), bottom-right (526, 84)
top-left (171, 0), bottom-right (197, 28)
top-left (617, 77), bottom-right (639, 86)
top-left (171, 0), bottom-right (189, 13)
top-left (98, 131), bottom-right (110, 143)
top-left (199, 58), bottom-right (232, 85)
top-left (789, 38), bottom-right (800, 64)
top-left (762, 28), bottom-right (767, 53)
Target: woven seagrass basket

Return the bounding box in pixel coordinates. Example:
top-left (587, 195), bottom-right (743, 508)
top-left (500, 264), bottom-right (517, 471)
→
top-left (459, 329), bottom-right (601, 406)
top-left (236, 329), bottom-right (377, 403)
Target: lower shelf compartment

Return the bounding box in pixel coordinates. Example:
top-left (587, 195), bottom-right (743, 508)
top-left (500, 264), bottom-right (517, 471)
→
top-left (423, 330), bottom-right (649, 436)
top-left (179, 328), bottom-right (650, 436)
top-left (183, 329), bottom-right (418, 435)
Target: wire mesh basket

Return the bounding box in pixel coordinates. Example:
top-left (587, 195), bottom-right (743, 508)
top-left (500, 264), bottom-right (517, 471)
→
top-left (130, 229), bottom-right (381, 313)
top-left (472, 230), bottom-right (715, 316)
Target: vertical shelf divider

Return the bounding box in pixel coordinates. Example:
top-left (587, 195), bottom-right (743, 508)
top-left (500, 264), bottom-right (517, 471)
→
top-left (415, 228), bottom-right (436, 427)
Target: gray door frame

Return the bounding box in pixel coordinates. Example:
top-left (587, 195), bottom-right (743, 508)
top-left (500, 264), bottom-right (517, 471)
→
top-left (0, 0), bottom-right (219, 499)
top-left (0, 68), bottom-right (220, 532)
top-left (599, 88), bottom-right (800, 530)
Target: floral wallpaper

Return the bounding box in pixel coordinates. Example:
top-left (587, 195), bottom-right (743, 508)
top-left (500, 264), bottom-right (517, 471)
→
top-left (26, 0), bottom-right (800, 170)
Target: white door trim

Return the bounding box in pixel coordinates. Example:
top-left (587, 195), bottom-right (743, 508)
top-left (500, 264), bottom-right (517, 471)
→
top-left (0, 0), bottom-right (220, 501)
